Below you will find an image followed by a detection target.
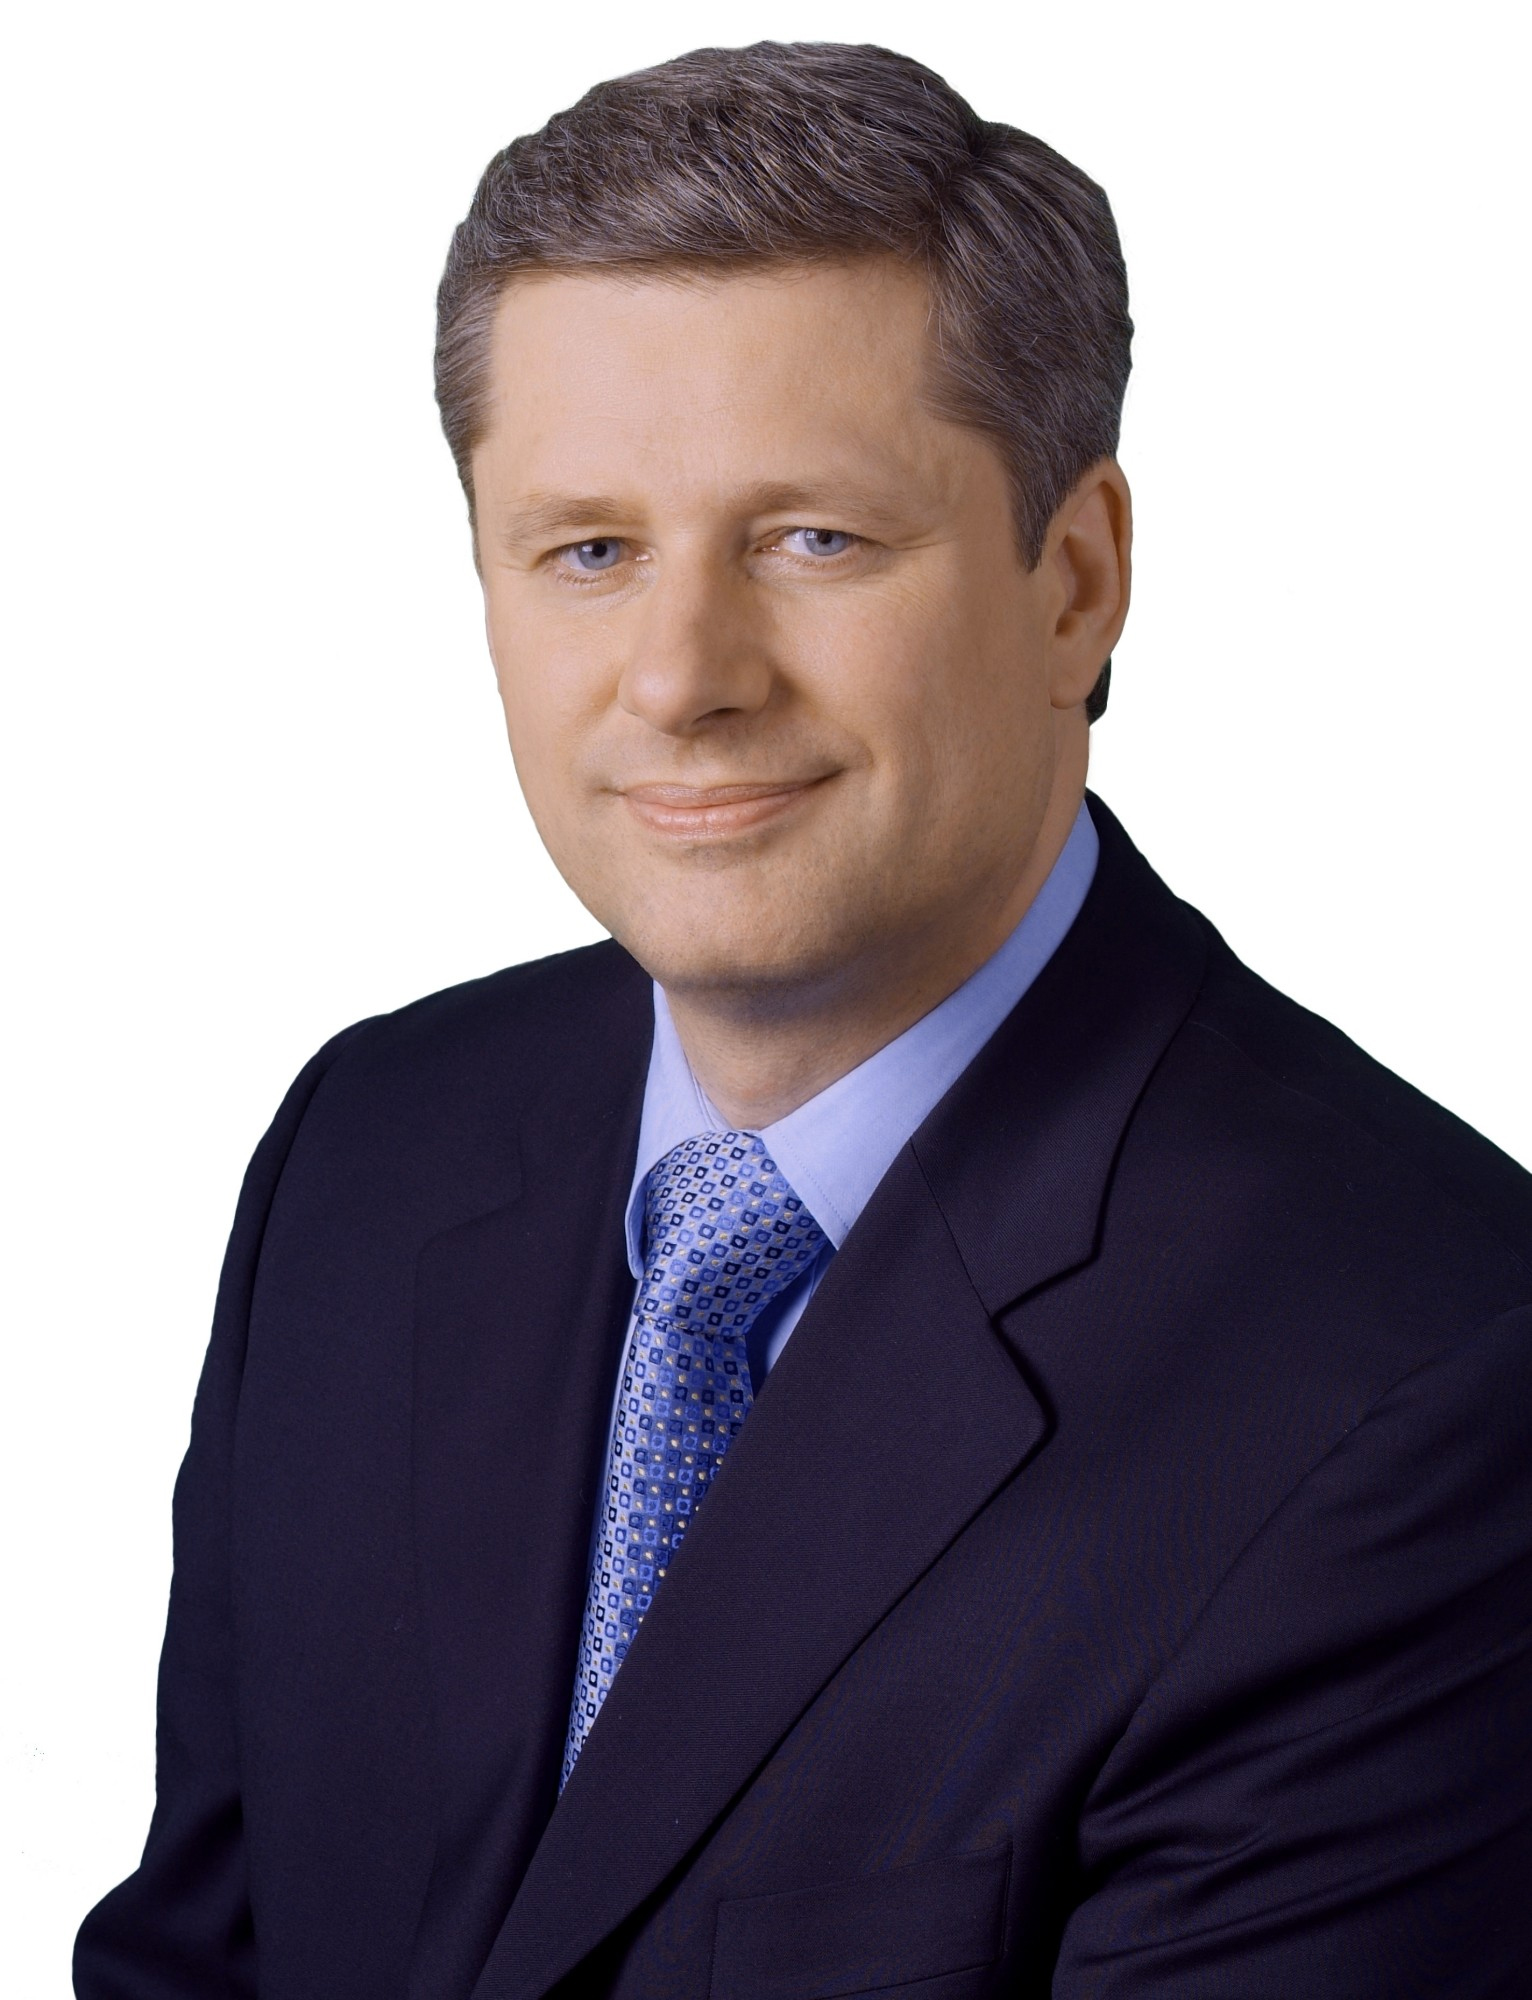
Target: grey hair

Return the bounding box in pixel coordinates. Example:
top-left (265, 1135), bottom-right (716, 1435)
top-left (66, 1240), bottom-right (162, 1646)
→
top-left (435, 41), bottom-right (1131, 719)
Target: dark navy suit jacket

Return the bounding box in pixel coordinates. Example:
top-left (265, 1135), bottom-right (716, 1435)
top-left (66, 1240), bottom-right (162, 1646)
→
top-left (75, 799), bottom-right (1532, 1998)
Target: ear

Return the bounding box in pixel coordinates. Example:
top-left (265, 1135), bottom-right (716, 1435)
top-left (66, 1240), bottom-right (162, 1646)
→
top-left (1044, 460), bottom-right (1132, 711)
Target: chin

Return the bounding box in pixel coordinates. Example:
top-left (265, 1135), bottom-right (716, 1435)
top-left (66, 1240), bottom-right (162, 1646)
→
top-left (610, 902), bottom-right (865, 1006)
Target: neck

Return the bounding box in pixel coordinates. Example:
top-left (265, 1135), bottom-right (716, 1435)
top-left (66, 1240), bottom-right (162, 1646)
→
top-left (663, 775), bottom-right (1087, 1129)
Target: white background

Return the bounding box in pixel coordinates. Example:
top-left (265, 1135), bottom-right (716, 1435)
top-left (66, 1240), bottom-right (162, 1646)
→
top-left (5, 0), bottom-right (1528, 1987)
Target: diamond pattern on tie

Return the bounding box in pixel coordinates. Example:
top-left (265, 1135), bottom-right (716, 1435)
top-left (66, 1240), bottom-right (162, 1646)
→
top-left (561, 1130), bottom-right (825, 1788)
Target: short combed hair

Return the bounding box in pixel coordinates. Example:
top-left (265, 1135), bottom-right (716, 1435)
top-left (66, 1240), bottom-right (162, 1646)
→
top-left (435, 41), bottom-right (1131, 719)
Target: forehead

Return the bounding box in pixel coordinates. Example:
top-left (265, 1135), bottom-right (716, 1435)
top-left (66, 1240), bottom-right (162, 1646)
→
top-left (472, 258), bottom-right (977, 506)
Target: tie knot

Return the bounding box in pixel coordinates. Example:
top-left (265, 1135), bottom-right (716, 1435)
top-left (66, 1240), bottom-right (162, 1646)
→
top-left (640, 1130), bottom-right (825, 1331)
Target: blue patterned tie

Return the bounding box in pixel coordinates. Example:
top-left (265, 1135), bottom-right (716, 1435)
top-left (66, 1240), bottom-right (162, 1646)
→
top-left (561, 1130), bottom-right (826, 1787)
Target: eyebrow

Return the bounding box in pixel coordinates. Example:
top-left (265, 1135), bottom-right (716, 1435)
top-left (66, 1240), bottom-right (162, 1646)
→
top-left (493, 494), bottom-right (633, 544)
top-left (490, 478), bottom-right (921, 546)
top-left (731, 480), bottom-right (916, 532)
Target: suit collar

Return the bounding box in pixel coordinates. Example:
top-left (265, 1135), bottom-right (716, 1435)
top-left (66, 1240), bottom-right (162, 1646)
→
top-left (914, 792), bottom-right (1209, 1315)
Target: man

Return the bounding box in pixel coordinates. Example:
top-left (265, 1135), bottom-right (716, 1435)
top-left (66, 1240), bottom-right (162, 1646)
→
top-left (76, 40), bottom-right (1532, 2000)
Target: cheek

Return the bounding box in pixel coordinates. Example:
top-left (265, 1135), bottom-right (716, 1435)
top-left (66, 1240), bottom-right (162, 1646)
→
top-left (487, 606), bottom-right (596, 787)
top-left (489, 689), bottom-right (589, 875)
top-left (802, 590), bottom-right (1042, 801)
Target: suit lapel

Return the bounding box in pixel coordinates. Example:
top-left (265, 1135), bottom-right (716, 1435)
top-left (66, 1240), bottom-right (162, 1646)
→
top-left (408, 955), bottom-right (651, 2000)
top-left (467, 799), bottom-right (1211, 2000)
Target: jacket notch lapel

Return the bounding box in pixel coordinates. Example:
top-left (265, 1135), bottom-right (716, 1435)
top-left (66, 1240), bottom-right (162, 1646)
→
top-left (409, 1005), bottom-right (648, 2000)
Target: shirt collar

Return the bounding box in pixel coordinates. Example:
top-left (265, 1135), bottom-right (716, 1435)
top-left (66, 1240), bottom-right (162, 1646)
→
top-left (624, 799), bottom-right (1100, 1275)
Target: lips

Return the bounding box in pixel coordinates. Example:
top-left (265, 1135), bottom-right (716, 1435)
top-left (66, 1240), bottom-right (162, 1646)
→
top-left (619, 777), bottom-right (830, 837)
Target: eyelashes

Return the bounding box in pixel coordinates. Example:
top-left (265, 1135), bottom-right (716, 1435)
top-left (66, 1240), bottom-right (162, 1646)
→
top-left (778, 527), bottom-right (857, 559)
top-left (546, 528), bottom-right (865, 587)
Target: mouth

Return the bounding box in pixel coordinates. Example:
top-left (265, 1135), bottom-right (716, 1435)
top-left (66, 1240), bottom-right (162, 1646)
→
top-left (618, 776), bottom-right (833, 839)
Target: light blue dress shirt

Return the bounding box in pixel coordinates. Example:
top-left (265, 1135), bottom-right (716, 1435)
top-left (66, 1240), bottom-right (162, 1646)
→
top-left (618, 798), bottom-right (1100, 1390)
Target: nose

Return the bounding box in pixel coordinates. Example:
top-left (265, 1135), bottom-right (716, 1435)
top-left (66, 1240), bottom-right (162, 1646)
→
top-left (617, 556), bottom-right (775, 737)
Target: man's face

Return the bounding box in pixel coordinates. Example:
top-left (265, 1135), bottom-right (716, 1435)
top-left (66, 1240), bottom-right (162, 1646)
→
top-left (472, 258), bottom-right (1097, 1009)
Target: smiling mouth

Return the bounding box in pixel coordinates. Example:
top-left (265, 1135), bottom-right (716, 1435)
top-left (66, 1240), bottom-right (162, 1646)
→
top-left (618, 777), bottom-right (833, 838)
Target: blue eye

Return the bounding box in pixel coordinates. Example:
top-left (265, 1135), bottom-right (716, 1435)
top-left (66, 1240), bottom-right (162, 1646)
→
top-left (561, 538), bottom-right (624, 572)
top-left (787, 528), bottom-right (854, 558)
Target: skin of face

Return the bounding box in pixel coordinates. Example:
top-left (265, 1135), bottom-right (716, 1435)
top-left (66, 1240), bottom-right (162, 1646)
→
top-left (471, 257), bottom-right (1131, 1123)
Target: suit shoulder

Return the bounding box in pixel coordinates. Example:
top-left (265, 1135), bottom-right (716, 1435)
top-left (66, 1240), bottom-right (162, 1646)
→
top-left (291, 937), bottom-right (651, 1119)
top-left (376, 936), bottom-right (646, 1045)
top-left (1176, 924), bottom-right (1532, 1276)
